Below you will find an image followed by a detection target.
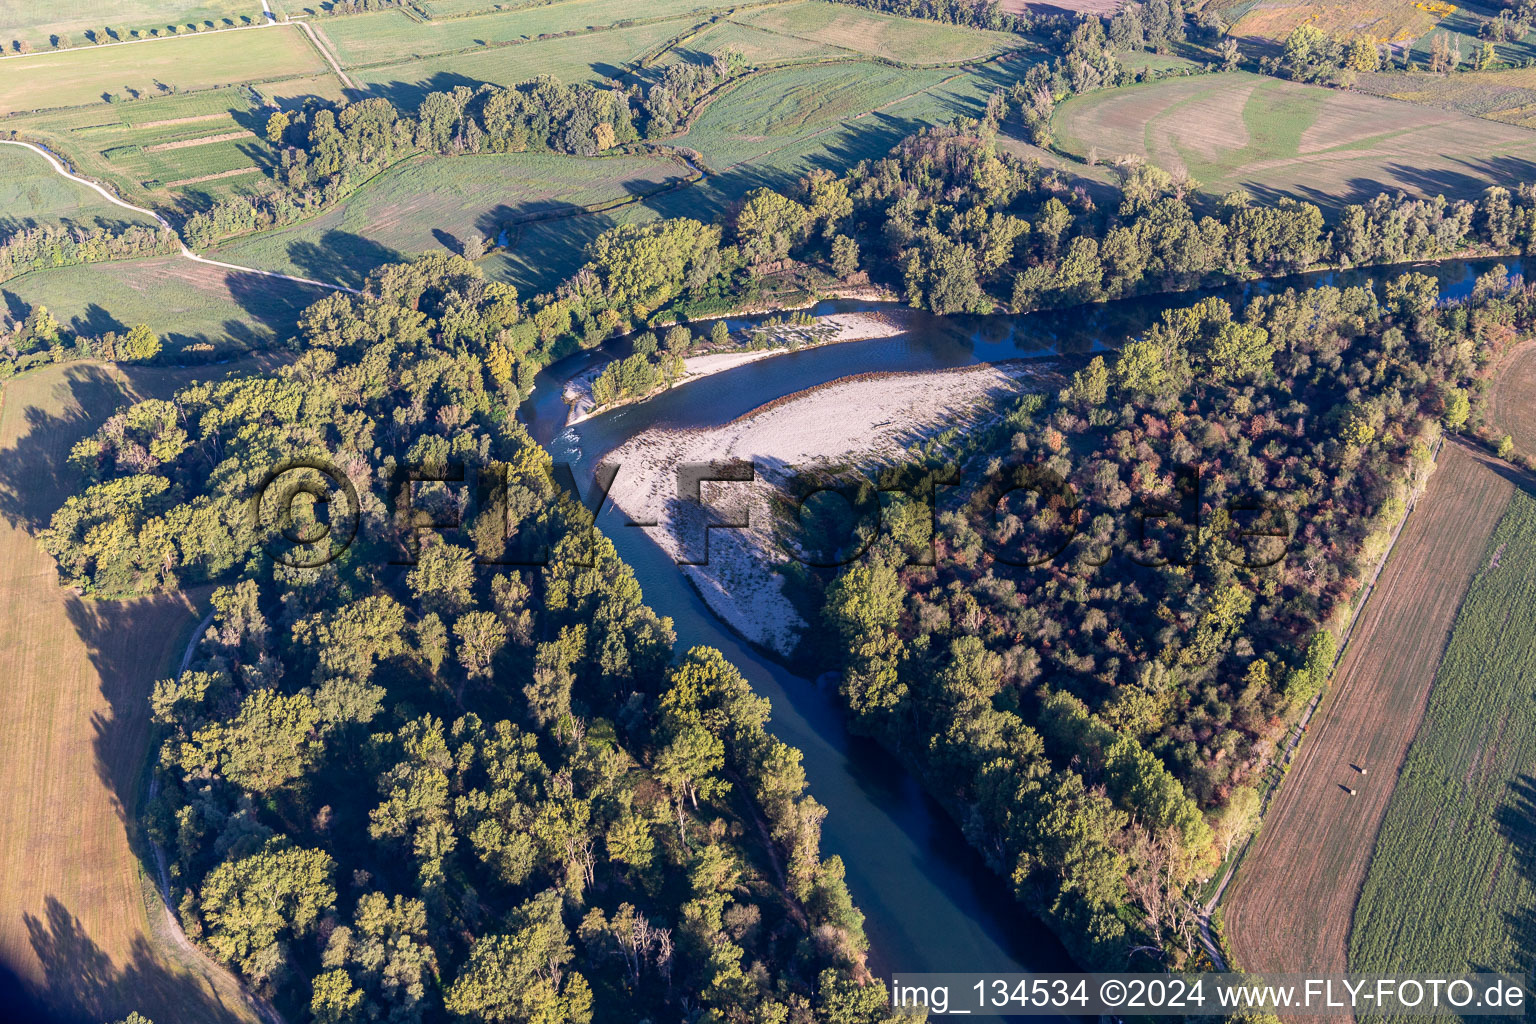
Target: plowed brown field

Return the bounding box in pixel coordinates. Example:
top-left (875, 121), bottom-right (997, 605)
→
top-left (1225, 442), bottom-right (1514, 983)
top-left (0, 362), bottom-right (257, 1024)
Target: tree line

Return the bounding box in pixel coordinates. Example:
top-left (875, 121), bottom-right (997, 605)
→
top-left (0, 220), bottom-right (178, 285)
top-left (46, 253), bottom-right (904, 1024)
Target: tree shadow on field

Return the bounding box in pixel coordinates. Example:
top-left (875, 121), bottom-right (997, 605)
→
top-left (19, 895), bottom-right (249, 1024)
top-left (284, 230), bottom-right (404, 290)
top-left (0, 362), bottom-right (133, 533)
top-left (1495, 774), bottom-right (1536, 971)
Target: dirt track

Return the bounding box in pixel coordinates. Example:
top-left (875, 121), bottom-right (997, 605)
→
top-left (1226, 443), bottom-right (1514, 989)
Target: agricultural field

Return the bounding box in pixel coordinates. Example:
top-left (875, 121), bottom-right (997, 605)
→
top-left (734, 1), bottom-right (1024, 63)
top-left (353, 20), bottom-right (691, 106)
top-left (1, 256), bottom-right (322, 355)
top-left (1350, 486), bottom-right (1536, 979)
top-left (212, 150), bottom-right (694, 288)
top-left (1356, 66), bottom-right (1536, 131)
top-left (0, 23), bottom-right (326, 116)
top-left (4, 89), bottom-right (278, 209)
top-left (0, 146), bottom-right (161, 234)
top-left (1226, 442), bottom-right (1515, 975)
top-left (1204, 0), bottom-right (1442, 47)
top-left (1053, 71), bottom-right (1536, 205)
top-left (1491, 341), bottom-right (1536, 458)
top-left (664, 61), bottom-right (1014, 183)
top-left (253, 72), bottom-right (350, 109)
top-left (0, 360), bottom-right (261, 1024)
top-left (0, 0), bottom-right (262, 52)
top-left (315, 0), bottom-right (730, 67)
top-left (653, 19), bottom-right (848, 68)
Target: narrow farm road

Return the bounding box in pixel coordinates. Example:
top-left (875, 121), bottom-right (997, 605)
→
top-left (0, 138), bottom-right (360, 295)
top-left (292, 18), bottom-right (358, 92)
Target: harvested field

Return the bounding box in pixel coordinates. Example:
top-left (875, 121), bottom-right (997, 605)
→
top-left (1349, 483), bottom-right (1536, 980)
top-left (0, 361), bottom-right (259, 1024)
top-left (1000, 0), bottom-right (1120, 13)
top-left (319, 0), bottom-right (729, 66)
top-left (1225, 0), bottom-right (1438, 47)
top-left (1490, 340), bottom-right (1536, 459)
top-left (1226, 442), bottom-right (1514, 978)
top-left (0, 24), bottom-right (326, 115)
top-left (734, 1), bottom-right (1023, 64)
top-left (1356, 67), bottom-right (1536, 132)
top-left (1054, 72), bottom-right (1536, 206)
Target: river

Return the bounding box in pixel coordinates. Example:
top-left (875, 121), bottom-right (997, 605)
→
top-left (520, 256), bottom-right (1528, 1001)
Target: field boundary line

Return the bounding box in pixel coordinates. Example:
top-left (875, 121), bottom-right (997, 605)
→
top-left (1198, 434), bottom-right (1446, 970)
top-left (0, 138), bottom-right (360, 295)
top-left (293, 19), bottom-right (357, 91)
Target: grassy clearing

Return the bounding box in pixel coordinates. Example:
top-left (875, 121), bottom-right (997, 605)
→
top-left (0, 24), bottom-right (325, 115)
top-left (0, 146), bottom-right (161, 234)
top-left (353, 19), bottom-right (691, 106)
top-left (320, 0), bottom-right (730, 66)
top-left (1226, 443), bottom-right (1514, 975)
top-left (1349, 484), bottom-right (1536, 982)
top-left (1053, 71), bottom-right (1536, 206)
top-left (0, 255), bottom-right (320, 354)
top-left (735, 1), bottom-right (1024, 64)
top-left (0, 360), bottom-right (260, 1024)
top-left (5, 88), bottom-right (276, 208)
top-left (211, 150), bottom-right (692, 288)
top-left (0, 0), bottom-right (261, 51)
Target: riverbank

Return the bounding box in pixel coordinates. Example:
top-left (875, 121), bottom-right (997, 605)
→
top-left (601, 361), bottom-right (1057, 652)
top-left (562, 310), bottom-right (909, 426)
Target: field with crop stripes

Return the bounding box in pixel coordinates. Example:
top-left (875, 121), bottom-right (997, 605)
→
top-left (735, 1), bottom-right (1023, 63)
top-left (1054, 71), bottom-right (1536, 206)
top-left (1226, 443), bottom-right (1514, 976)
top-left (1350, 484), bottom-right (1536, 981)
top-left (0, 361), bottom-right (262, 1024)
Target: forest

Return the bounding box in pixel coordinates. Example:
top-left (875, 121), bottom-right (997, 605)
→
top-left (42, 254), bottom-right (898, 1024)
top-left (816, 264), bottom-right (1534, 968)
